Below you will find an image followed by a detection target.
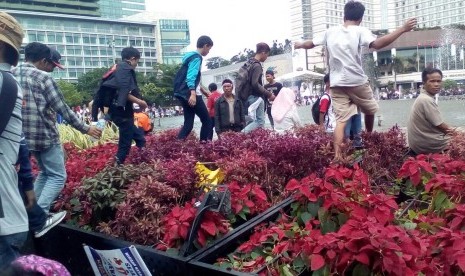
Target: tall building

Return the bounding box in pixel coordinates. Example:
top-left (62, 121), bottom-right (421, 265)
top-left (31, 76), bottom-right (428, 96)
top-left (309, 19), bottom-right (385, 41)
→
top-left (290, 0), bottom-right (465, 70)
top-left (124, 11), bottom-right (191, 64)
top-left (4, 10), bottom-right (157, 82)
top-left (0, 0), bottom-right (100, 17)
top-left (99, 0), bottom-right (146, 19)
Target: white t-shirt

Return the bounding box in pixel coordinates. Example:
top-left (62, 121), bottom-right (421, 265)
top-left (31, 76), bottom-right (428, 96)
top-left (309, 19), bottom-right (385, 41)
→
top-left (196, 84), bottom-right (202, 96)
top-left (313, 25), bottom-right (376, 87)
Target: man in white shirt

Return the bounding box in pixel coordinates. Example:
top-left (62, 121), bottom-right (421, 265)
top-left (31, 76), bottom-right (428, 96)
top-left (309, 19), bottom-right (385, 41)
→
top-left (295, 1), bottom-right (416, 162)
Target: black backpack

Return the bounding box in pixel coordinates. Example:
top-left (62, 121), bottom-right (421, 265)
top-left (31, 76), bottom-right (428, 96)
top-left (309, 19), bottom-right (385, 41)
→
top-left (91, 65), bottom-right (118, 121)
top-left (311, 93), bottom-right (331, 124)
top-left (0, 71), bottom-right (18, 136)
top-left (235, 59), bottom-right (261, 106)
top-left (173, 53), bottom-right (202, 100)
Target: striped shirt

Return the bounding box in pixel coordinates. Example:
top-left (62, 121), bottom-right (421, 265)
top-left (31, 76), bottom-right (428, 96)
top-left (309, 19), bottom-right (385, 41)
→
top-left (11, 63), bottom-right (89, 151)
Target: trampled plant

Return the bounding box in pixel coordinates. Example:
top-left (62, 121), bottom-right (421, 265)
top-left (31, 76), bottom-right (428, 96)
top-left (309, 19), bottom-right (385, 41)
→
top-left (156, 200), bottom-right (230, 252)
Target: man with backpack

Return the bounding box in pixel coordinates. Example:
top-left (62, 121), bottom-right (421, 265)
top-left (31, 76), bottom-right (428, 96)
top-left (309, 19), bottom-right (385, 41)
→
top-left (174, 35), bottom-right (213, 141)
top-left (12, 43), bottom-right (102, 214)
top-left (0, 11), bottom-right (29, 269)
top-left (104, 47), bottom-right (148, 165)
top-left (316, 74), bottom-right (335, 132)
top-left (236, 43), bottom-right (276, 133)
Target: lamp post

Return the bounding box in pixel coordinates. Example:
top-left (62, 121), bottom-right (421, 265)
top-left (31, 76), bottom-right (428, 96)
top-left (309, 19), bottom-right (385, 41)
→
top-left (391, 48), bottom-right (397, 95)
top-left (108, 39), bottom-right (116, 64)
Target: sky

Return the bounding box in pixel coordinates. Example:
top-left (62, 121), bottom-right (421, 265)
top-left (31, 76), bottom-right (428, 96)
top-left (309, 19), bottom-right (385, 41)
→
top-left (145, 0), bottom-right (292, 59)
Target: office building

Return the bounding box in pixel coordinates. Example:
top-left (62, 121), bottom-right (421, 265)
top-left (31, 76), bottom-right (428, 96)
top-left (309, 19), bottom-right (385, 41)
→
top-left (3, 10), bottom-right (157, 82)
top-left (99, 0), bottom-right (146, 19)
top-left (0, 0), bottom-right (100, 17)
top-left (290, 0), bottom-right (465, 70)
top-left (124, 11), bottom-right (191, 64)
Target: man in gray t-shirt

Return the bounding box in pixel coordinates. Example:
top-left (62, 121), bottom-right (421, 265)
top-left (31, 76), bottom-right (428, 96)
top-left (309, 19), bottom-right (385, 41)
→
top-left (0, 11), bottom-right (29, 270)
top-left (407, 68), bottom-right (456, 154)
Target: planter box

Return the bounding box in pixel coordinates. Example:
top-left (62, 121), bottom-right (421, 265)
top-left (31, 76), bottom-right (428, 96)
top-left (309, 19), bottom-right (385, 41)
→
top-left (188, 197), bottom-right (295, 276)
top-left (34, 224), bottom-right (191, 276)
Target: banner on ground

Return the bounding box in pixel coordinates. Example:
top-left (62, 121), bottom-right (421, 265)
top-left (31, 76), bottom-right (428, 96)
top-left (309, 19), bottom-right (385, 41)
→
top-left (84, 245), bottom-right (152, 276)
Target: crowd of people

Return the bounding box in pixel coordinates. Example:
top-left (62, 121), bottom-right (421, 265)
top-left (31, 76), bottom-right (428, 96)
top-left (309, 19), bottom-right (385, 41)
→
top-left (0, 1), bottom-right (461, 273)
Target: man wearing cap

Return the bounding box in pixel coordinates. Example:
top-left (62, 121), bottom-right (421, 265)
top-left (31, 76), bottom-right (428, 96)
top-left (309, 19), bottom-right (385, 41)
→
top-left (12, 42), bottom-right (102, 214)
top-left (0, 11), bottom-right (29, 269)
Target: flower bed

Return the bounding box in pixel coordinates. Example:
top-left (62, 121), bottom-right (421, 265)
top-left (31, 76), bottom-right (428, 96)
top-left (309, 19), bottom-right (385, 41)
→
top-left (50, 125), bottom-right (465, 275)
top-left (192, 152), bottom-right (465, 276)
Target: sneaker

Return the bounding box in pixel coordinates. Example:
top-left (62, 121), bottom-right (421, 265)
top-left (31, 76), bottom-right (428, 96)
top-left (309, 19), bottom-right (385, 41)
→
top-left (34, 211), bottom-right (67, 238)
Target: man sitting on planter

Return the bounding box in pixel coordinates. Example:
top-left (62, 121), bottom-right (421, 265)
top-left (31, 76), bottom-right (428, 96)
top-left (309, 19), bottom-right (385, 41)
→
top-left (407, 68), bottom-right (457, 155)
top-left (214, 79), bottom-right (246, 136)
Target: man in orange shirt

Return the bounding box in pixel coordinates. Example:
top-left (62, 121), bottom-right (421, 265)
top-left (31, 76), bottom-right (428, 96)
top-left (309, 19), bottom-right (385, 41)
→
top-left (206, 83), bottom-right (222, 140)
top-left (133, 104), bottom-right (153, 134)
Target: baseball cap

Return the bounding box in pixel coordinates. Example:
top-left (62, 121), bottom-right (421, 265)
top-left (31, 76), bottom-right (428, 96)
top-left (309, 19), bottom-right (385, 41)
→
top-left (0, 12), bottom-right (24, 66)
top-left (48, 48), bottom-right (64, 69)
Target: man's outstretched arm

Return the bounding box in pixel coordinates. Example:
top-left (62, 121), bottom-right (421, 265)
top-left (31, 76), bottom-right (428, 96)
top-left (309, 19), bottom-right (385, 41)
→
top-left (370, 18), bottom-right (417, 50)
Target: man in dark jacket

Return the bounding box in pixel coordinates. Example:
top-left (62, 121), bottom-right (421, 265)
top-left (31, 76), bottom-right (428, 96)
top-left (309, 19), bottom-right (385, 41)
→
top-left (242, 43), bottom-right (275, 133)
top-left (214, 79), bottom-right (245, 136)
top-left (107, 47), bottom-right (147, 164)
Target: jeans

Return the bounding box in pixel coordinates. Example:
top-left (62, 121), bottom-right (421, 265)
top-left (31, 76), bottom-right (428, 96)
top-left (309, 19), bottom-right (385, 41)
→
top-left (242, 95), bottom-right (265, 133)
top-left (208, 116), bottom-right (215, 140)
top-left (18, 186), bottom-right (47, 233)
top-left (266, 104), bottom-right (274, 128)
top-left (344, 113), bottom-right (363, 147)
top-left (0, 231), bottom-right (28, 270)
top-left (177, 96), bottom-right (211, 141)
top-left (33, 144), bottom-right (67, 214)
top-left (113, 116), bottom-right (146, 164)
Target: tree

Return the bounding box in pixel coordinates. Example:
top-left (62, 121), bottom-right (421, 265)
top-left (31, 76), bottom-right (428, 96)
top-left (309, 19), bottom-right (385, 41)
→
top-left (57, 80), bottom-right (83, 107)
top-left (443, 79), bottom-right (458, 90)
top-left (140, 82), bottom-right (169, 105)
top-left (229, 48), bottom-right (255, 64)
top-left (147, 62), bottom-right (181, 106)
top-left (205, 56), bottom-right (232, 69)
top-left (76, 67), bottom-right (108, 102)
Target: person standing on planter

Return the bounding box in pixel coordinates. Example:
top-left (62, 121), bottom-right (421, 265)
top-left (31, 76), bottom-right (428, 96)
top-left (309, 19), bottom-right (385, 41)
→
top-left (294, 1), bottom-right (416, 163)
top-left (12, 43), bottom-right (102, 214)
top-left (214, 79), bottom-right (246, 136)
top-left (0, 12), bottom-right (29, 270)
top-left (174, 35), bottom-right (213, 141)
top-left (105, 47), bottom-right (148, 165)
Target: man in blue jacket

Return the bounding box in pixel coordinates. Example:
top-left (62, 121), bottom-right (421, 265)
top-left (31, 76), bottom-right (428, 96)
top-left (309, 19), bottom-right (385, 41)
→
top-left (174, 35), bottom-right (213, 141)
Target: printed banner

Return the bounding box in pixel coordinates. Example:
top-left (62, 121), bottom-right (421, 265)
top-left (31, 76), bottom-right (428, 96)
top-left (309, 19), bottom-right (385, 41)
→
top-left (84, 245), bottom-right (152, 276)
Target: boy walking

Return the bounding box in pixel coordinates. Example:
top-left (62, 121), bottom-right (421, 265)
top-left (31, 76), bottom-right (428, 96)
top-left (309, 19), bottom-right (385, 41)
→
top-left (174, 35), bottom-right (213, 141)
top-left (241, 43), bottom-right (276, 133)
top-left (105, 47), bottom-right (148, 165)
top-left (295, 1), bottom-right (416, 162)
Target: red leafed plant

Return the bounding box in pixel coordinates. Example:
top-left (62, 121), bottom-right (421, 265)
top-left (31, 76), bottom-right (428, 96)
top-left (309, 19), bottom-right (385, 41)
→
top-left (54, 143), bottom-right (117, 211)
top-left (227, 181), bottom-right (270, 222)
top-left (156, 200), bottom-right (230, 251)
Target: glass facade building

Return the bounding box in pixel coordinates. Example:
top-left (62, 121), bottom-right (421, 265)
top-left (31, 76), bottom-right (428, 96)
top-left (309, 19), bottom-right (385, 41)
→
top-left (158, 19), bottom-right (190, 64)
top-left (99, 0), bottom-right (146, 19)
top-left (0, 0), bottom-right (100, 17)
top-left (5, 10), bottom-right (157, 82)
